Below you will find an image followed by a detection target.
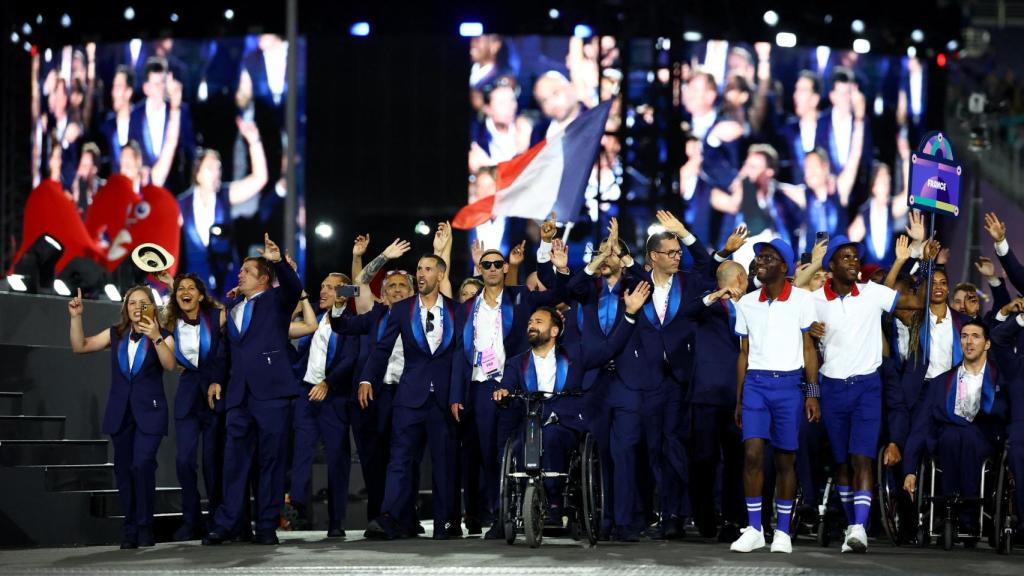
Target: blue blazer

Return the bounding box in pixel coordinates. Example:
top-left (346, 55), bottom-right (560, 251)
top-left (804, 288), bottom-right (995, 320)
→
top-left (173, 308), bottom-right (228, 419)
top-left (99, 113), bottom-right (123, 174)
top-left (102, 328), bottom-right (172, 436)
top-left (498, 316), bottom-right (637, 433)
top-left (451, 279), bottom-right (568, 406)
top-left (683, 291), bottom-right (741, 406)
top-left (903, 361), bottom-right (1007, 475)
top-left (988, 316), bottom-right (1024, 428)
top-left (127, 102), bottom-right (195, 168)
top-left (359, 295), bottom-right (461, 409)
top-left (814, 107), bottom-right (872, 177)
top-left (292, 310), bottom-right (360, 397)
top-left (221, 260), bottom-right (303, 408)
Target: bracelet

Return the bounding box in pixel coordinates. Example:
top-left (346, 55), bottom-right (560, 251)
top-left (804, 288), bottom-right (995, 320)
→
top-left (154, 337), bottom-right (164, 346)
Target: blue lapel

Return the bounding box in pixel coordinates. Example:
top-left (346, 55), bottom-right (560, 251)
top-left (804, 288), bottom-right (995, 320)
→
top-left (598, 279), bottom-right (620, 335)
top-left (326, 315), bottom-right (338, 367)
top-left (118, 332), bottom-right (150, 380)
top-left (462, 300), bottom-right (476, 365)
top-left (439, 298), bottom-right (455, 355)
top-left (376, 307), bottom-right (390, 343)
top-left (945, 363), bottom-right (998, 423)
top-left (522, 350), bottom-right (570, 393)
top-left (500, 291), bottom-right (514, 341)
top-left (643, 274), bottom-right (682, 329)
top-left (920, 311), bottom-right (964, 367)
top-left (409, 298), bottom-right (431, 356)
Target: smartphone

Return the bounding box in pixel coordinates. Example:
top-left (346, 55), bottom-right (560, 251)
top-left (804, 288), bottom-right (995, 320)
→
top-left (141, 303), bottom-right (157, 323)
top-left (336, 285), bottom-right (360, 298)
top-left (799, 252), bottom-right (812, 266)
top-left (815, 231), bottom-right (830, 246)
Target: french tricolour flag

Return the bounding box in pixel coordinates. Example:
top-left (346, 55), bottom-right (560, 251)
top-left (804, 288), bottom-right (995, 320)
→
top-left (453, 100), bottom-right (612, 230)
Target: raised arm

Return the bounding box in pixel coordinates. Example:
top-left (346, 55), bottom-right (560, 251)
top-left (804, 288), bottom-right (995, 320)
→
top-left (506, 240), bottom-right (525, 287)
top-left (68, 288), bottom-right (111, 354)
top-left (227, 119), bottom-right (269, 205)
top-left (289, 297), bottom-right (319, 339)
top-left (795, 238), bottom-right (828, 289)
top-left (149, 79), bottom-right (182, 188)
top-left (985, 212), bottom-right (1024, 293)
top-left (835, 89), bottom-right (866, 207)
top-left (434, 221), bottom-right (454, 299)
top-left (355, 237), bottom-right (412, 314)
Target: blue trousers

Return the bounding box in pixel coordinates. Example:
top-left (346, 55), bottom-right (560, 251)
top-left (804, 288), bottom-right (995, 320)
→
top-left (462, 381), bottom-right (522, 523)
top-left (111, 406), bottom-right (163, 540)
top-left (292, 388), bottom-right (352, 530)
top-left (213, 397), bottom-right (290, 536)
top-left (585, 371), bottom-right (615, 531)
top-left (175, 407), bottom-right (224, 532)
top-left (609, 387), bottom-right (667, 530)
top-left (935, 423), bottom-right (995, 529)
top-left (660, 375), bottom-right (690, 519)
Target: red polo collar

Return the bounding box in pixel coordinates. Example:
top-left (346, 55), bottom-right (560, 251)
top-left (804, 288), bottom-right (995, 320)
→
top-left (759, 280), bottom-right (794, 303)
top-left (823, 279), bottom-right (860, 301)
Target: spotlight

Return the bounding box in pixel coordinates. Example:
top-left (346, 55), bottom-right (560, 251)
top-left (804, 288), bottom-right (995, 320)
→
top-left (198, 80), bottom-right (209, 102)
top-left (459, 22), bottom-right (483, 37)
top-left (548, 8), bottom-right (560, 19)
top-left (907, 46), bottom-right (917, 58)
top-left (853, 38), bottom-right (871, 54)
top-left (824, 14), bottom-right (833, 24)
top-left (314, 222), bottom-right (334, 239)
top-left (851, 19), bottom-right (865, 34)
top-left (683, 31), bottom-right (703, 42)
top-left (947, 39), bottom-right (959, 51)
top-left (574, 24), bottom-right (593, 38)
top-left (11, 234), bottom-right (63, 294)
top-left (350, 21), bottom-right (370, 36)
top-left (23, 41), bottom-right (31, 53)
top-left (6, 274), bottom-right (28, 292)
top-left (124, 7), bottom-right (135, 21)
top-left (22, 23), bottom-right (31, 35)
top-left (170, 12), bottom-right (179, 23)
top-left (224, 9), bottom-right (235, 21)
top-left (104, 284), bottom-right (122, 302)
top-left (44, 48), bottom-right (52, 62)
top-left (873, 95), bottom-right (884, 116)
top-left (647, 224), bottom-right (665, 237)
top-left (10, 32), bottom-right (17, 43)
top-left (61, 14), bottom-right (71, 28)
top-left (775, 32), bottom-right (797, 48)
top-left (35, 15), bottom-right (42, 25)
top-left (414, 221), bottom-right (432, 236)
top-left (763, 10), bottom-right (779, 27)
top-left (937, 53), bottom-right (947, 67)
top-left (911, 29), bottom-right (924, 43)
top-left (53, 279), bottom-right (72, 297)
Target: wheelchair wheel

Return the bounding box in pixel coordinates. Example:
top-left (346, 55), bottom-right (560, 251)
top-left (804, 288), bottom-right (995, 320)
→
top-left (579, 433), bottom-right (603, 546)
top-left (523, 484), bottom-right (545, 548)
top-left (816, 519), bottom-right (831, 548)
top-left (499, 438), bottom-right (518, 545)
top-left (994, 448), bottom-right (1015, 555)
top-left (943, 519), bottom-right (955, 551)
top-left (877, 445), bottom-right (902, 546)
top-left (790, 486), bottom-right (804, 542)
top-left (917, 526), bottom-right (930, 548)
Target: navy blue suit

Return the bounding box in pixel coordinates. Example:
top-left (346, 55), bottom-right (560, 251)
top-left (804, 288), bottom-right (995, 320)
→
top-left (290, 310), bottom-right (360, 531)
top-left (776, 114), bottom-right (818, 186)
top-left (99, 113), bottom-right (127, 174)
top-left (683, 291), bottom-right (745, 529)
top-left (451, 281), bottom-right (568, 524)
top-left (177, 185), bottom-right (238, 299)
top-left (172, 309), bottom-right (227, 536)
top-left (103, 328), bottom-right (171, 542)
top-left (127, 101), bottom-right (195, 189)
top-left (987, 316), bottom-right (1024, 529)
top-left (815, 108), bottom-right (872, 181)
top-left (211, 259), bottom-right (302, 538)
top-left (903, 361), bottom-right (1007, 528)
top-left (359, 294), bottom-right (461, 534)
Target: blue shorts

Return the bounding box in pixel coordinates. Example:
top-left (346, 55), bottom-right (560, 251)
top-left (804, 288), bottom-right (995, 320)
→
top-left (820, 371), bottom-right (882, 464)
top-left (741, 370), bottom-right (803, 451)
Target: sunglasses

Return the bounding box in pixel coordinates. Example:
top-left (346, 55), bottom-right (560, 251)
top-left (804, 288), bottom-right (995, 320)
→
top-left (426, 310), bottom-right (436, 333)
top-left (480, 260), bottom-right (505, 270)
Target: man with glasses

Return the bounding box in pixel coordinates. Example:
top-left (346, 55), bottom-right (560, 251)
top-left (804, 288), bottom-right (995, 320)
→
top-left (731, 238), bottom-right (820, 554)
top-left (809, 235), bottom-right (923, 553)
top-left (359, 254), bottom-right (462, 540)
top-left (450, 244), bottom-right (569, 538)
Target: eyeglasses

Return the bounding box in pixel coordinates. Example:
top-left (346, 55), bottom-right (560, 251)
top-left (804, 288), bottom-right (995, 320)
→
top-left (653, 250), bottom-right (683, 259)
top-left (480, 260), bottom-right (505, 270)
top-left (384, 270), bottom-right (409, 277)
top-left (755, 253), bottom-right (781, 264)
top-left (426, 310), bottom-right (436, 333)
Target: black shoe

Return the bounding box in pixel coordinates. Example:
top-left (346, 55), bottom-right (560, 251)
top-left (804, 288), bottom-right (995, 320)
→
top-left (665, 517), bottom-right (686, 540)
top-left (202, 531), bottom-right (226, 546)
top-left (446, 524), bottom-right (463, 538)
top-left (327, 528), bottom-right (346, 538)
top-left (364, 516), bottom-right (400, 540)
top-left (253, 532), bottom-right (280, 545)
top-left (120, 539), bottom-right (138, 550)
top-left (433, 530), bottom-right (450, 540)
top-left (696, 518), bottom-right (718, 539)
top-left (415, 523), bottom-right (426, 535)
top-left (717, 522), bottom-right (741, 543)
top-left (290, 502), bottom-right (310, 531)
top-left (235, 529), bottom-right (254, 543)
top-left (173, 524), bottom-right (201, 542)
top-left (137, 528), bottom-right (156, 547)
top-left (465, 517), bottom-right (483, 536)
top-left (483, 523), bottom-right (504, 540)
top-left (644, 523), bottom-right (668, 540)
top-left (613, 528), bottom-right (641, 542)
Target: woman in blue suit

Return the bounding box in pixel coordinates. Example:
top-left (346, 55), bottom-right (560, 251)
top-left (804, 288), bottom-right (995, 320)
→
top-left (69, 285), bottom-right (178, 548)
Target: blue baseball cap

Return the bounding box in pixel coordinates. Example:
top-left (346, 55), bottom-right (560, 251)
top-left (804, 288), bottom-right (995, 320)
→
top-left (753, 238), bottom-right (795, 276)
top-left (823, 235), bottom-right (865, 272)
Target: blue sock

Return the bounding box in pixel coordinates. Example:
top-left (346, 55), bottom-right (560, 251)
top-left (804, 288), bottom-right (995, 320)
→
top-left (838, 485), bottom-right (854, 524)
top-left (746, 497), bottom-right (762, 532)
top-left (776, 498), bottom-right (794, 535)
top-left (854, 490), bottom-right (872, 527)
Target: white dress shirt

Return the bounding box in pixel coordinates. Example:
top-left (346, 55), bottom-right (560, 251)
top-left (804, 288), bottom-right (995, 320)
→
top-left (419, 296), bottom-right (444, 354)
top-left (384, 338), bottom-right (405, 385)
top-left (485, 117), bottom-right (518, 163)
top-left (909, 69), bottom-right (923, 118)
top-left (652, 274), bottom-right (674, 324)
top-left (128, 335), bottom-right (143, 371)
top-left (264, 43), bottom-right (289, 106)
top-left (176, 319), bottom-right (201, 367)
top-left (691, 111), bottom-right (717, 141)
top-left (869, 202), bottom-right (889, 260)
top-left (954, 363), bottom-right (985, 422)
top-left (146, 99), bottom-right (167, 157)
top-left (925, 306), bottom-right (955, 380)
top-left (192, 189), bottom-right (217, 247)
top-left (800, 120), bottom-right (817, 154)
top-left (831, 109), bottom-right (852, 168)
top-left (231, 291), bottom-right (264, 332)
top-left (117, 115), bottom-right (130, 148)
top-left (472, 293), bottom-right (506, 382)
top-left (533, 348), bottom-right (558, 394)
top-left (303, 313), bottom-right (334, 385)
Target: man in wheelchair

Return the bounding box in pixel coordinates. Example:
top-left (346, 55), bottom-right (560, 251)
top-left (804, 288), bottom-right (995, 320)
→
top-left (493, 283), bottom-right (651, 525)
top-left (903, 320), bottom-right (1008, 537)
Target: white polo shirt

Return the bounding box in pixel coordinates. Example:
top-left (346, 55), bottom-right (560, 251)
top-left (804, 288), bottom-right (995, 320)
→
top-left (813, 280), bottom-right (899, 380)
top-left (734, 281), bottom-right (816, 372)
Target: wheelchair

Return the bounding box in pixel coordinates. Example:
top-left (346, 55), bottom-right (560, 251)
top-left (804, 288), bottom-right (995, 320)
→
top-left (909, 443), bottom-right (1015, 551)
top-left (877, 444), bottom-right (906, 546)
top-left (498, 391), bottom-right (603, 548)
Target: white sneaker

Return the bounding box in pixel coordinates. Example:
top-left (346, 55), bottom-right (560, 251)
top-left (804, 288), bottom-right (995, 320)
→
top-left (841, 526), bottom-right (852, 553)
top-left (730, 526), bottom-right (766, 552)
top-left (771, 530), bottom-right (792, 553)
top-left (844, 524), bottom-right (868, 553)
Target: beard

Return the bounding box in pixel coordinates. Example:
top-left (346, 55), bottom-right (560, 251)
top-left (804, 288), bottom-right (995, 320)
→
top-left (527, 331), bottom-right (550, 347)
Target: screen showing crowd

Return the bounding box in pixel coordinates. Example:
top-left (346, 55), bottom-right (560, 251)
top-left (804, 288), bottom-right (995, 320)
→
top-left (468, 34), bottom-right (927, 269)
top-left (27, 35), bottom-right (306, 298)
